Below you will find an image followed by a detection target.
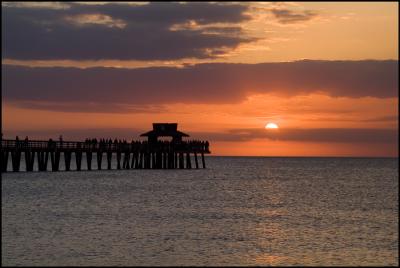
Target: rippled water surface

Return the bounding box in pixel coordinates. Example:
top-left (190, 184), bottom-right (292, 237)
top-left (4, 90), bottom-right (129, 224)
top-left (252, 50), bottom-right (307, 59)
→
top-left (2, 157), bottom-right (398, 266)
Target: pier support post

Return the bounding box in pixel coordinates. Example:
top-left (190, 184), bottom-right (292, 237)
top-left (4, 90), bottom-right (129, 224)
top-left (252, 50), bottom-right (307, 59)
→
top-left (97, 151), bottom-right (103, 170)
top-left (144, 152), bottom-right (150, 169)
top-left (123, 152), bottom-right (130, 169)
top-left (128, 152), bottom-right (132, 169)
top-left (131, 152), bottom-right (136, 168)
top-left (156, 152), bottom-right (162, 169)
top-left (163, 152), bottom-right (167, 169)
top-left (86, 151), bottom-right (92, 170)
top-left (64, 151), bottom-right (72, 171)
top-left (186, 152), bottom-right (192, 169)
top-left (24, 150), bottom-right (34, 171)
top-left (107, 151), bottom-right (112, 170)
top-left (140, 152), bottom-right (145, 169)
top-left (174, 152), bottom-right (178, 169)
top-left (37, 151), bottom-right (43, 171)
top-left (1, 151), bottom-right (9, 172)
top-left (168, 152), bottom-right (173, 169)
top-left (51, 151), bottom-right (60, 171)
top-left (194, 152), bottom-right (199, 169)
top-left (75, 151), bottom-right (82, 171)
top-left (11, 150), bottom-right (21, 172)
top-left (45, 152), bottom-right (49, 170)
top-left (139, 152), bottom-right (144, 169)
top-left (136, 152), bottom-right (141, 169)
top-left (179, 152), bottom-right (184, 169)
top-left (38, 151), bottom-right (49, 171)
top-left (116, 151), bottom-right (121, 169)
top-left (134, 152), bottom-right (140, 169)
top-left (201, 153), bottom-right (206, 168)
top-left (152, 152), bottom-right (156, 169)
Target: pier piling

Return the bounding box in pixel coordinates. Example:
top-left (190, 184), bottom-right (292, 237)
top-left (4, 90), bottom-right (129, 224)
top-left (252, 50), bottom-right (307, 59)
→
top-left (75, 151), bottom-right (82, 171)
top-left (64, 151), bottom-right (72, 171)
top-left (97, 151), bottom-right (103, 170)
top-left (116, 151), bottom-right (121, 169)
top-left (194, 152), bottom-right (199, 169)
top-left (186, 153), bottom-right (192, 169)
top-left (86, 151), bottom-right (92, 170)
top-left (50, 151), bottom-right (60, 171)
top-left (107, 151), bottom-right (112, 170)
top-left (201, 153), bottom-right (206, 168)
top-left (25, 150), bottom-right (35, 171)
top-left (11, 150), bottom-right (21, 172)
top-left (1, 151), bottom-right (9, 172)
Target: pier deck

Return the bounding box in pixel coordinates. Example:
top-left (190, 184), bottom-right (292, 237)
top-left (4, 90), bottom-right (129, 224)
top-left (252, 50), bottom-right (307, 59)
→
top-left (1, 139), bottom-right (210, 172)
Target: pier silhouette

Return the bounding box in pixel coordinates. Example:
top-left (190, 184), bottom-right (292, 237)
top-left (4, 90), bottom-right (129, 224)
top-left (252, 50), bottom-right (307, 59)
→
top-left (1, 123), bottom-right (210, 172)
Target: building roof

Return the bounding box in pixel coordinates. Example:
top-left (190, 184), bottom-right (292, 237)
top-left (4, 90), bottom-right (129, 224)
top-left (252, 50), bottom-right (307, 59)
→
top-left (140, 123), bottom-right (189, 137)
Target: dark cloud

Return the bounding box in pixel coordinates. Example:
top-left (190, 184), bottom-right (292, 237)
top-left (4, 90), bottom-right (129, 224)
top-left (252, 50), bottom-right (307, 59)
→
top-left (2, 2), bottom-right (254, 60)
top-left (194, 128), bottom-right (398, 144)
top-left (3, 60), bottom-right (397, 112)
top-left (270, 8), bottom-right (318, 24)
top-left (287, 115), bottom-right (398, 123)
top-left (8, 100), bottom-right (167, 114)
top-left (360, 115), bottom-right (399, 122)
top-left (87, 2), bottom-right (251, 25)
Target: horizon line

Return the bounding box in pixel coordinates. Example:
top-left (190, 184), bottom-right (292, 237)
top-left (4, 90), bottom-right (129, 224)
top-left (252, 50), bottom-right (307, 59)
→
top-left (208, 155), bottom-right (399, 158)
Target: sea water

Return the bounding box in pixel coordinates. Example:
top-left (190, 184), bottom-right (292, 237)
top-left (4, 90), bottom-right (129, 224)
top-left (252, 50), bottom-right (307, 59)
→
top-left (2, 157), bottom-right (398, 266)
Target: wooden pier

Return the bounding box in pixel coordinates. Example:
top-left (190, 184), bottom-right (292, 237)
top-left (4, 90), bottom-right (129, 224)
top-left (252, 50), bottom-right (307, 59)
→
top-left (1, 123), bottom-right (210, 172)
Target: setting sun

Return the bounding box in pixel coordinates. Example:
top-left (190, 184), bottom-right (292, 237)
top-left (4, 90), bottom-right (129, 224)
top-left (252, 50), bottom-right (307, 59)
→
top-left (265, 122), bottom-right (279, 129)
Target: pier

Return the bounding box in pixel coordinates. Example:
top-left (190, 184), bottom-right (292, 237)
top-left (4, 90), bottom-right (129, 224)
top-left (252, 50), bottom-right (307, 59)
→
top-left (1, 123), bottom-right (210, 172)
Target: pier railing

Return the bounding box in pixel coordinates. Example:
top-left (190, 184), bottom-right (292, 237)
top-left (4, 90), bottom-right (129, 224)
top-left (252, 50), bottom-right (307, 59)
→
top-left (1, 138), bottom-right (210, 172)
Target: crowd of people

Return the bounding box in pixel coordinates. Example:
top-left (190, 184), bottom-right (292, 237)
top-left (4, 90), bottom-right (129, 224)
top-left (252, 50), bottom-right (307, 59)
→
top-left (80, 138), bottom-right (209, 152)
top-left (5, 136), bottom-right (210, 152)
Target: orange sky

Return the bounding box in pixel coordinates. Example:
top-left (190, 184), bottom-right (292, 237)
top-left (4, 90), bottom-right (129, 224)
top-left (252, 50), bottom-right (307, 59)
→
top-left (2, 2), bottom-right (398, 156)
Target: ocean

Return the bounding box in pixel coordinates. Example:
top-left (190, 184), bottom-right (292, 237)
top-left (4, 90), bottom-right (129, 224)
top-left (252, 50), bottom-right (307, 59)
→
top-left (2, 156), bottom-right (398, 266)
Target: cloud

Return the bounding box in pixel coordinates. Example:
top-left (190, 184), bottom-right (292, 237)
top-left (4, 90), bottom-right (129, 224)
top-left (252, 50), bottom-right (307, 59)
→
top-left (7, 100), bottom-right (167, 114)
top-left (270, 8), bottom-right (318, 24)
top-left (2, 2), bottom-right (255, 60)
top-left (194, 128), bottom-right (398, 144)
top-left (360, 115), bottom-right (398, 122)
top-left (3, 60), bottom-right (397, 112)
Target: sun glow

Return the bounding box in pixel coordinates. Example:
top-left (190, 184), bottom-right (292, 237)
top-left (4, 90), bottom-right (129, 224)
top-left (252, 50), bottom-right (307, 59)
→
top-left (265, 122), bottom-right (279, 129)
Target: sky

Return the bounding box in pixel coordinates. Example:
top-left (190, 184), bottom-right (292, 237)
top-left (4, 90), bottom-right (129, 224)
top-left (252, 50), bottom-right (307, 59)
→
top-left (2, 1), bottom-right (398, 156)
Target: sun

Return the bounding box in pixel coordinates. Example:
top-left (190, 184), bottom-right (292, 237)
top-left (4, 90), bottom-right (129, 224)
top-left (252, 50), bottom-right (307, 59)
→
top-left (265, 122), bottom-right (279, 129)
